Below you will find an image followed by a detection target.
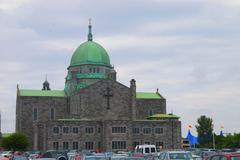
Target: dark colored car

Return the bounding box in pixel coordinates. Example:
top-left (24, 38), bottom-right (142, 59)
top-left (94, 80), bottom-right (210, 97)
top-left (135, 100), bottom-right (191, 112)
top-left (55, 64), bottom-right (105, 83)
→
top-left (42, 150), bottom-right (68, 160)
top-left (206, 153), bottom-right (240, 160)
top-left (201, 151), bottom-right (217, 159)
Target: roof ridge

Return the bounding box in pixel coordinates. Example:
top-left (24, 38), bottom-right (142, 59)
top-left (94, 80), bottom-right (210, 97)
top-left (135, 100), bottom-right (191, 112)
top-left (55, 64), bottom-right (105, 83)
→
top-left (136, 92), bottom-right (163, 99)
top-left (137, 91), bottom-right (157, 93)
top-left (18, 90), bottom-right (66, 97)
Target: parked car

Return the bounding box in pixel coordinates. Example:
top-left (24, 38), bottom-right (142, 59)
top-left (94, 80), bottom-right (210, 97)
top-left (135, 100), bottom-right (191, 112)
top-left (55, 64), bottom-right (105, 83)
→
top-left (82, 154), bottom-right (106, 160)
top-left (186, 151), bottom-right (202, 160)
top-left (158, 151), bottom-right (166, 160)
top-left (111, 153), bottom-right (129, 160)
top-left (134, 145), bottom-right (157, 155)
top-left (161, 151), bottom-right (193, 160)
top-left (221, 149), bottom-right (235, 153)
top-left (42, 150), bottom-right (68, 160)
top-left (1, 151), bottom-right (13, 159)
top-left (28, 154), bottom-right (41, 160)
top-left (185, 148), bottom-right (206, 157)
top-left (202, 149), bottom-right (217, 152)
top-left (0, 157), bottom-right (10, 160)
top-left (36, 158), bottom-right (56, 160)
top-left (206, 153), bottom-right (240, 160)
top-left (236, 149), bottom-right (240, 153)
top-left (121, 157), bottom-right (145, 160)
top-left (13, 155), bottom-right (28, 160)
top-left (200, 151), bottom-right (216, 159)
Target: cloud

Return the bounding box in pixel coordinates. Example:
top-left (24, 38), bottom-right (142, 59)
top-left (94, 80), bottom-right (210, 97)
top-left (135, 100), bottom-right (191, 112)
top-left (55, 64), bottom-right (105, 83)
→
top-left (0, 0), bottom-right (240, 136)
top-left (0, 0), bottom-right (32, 12)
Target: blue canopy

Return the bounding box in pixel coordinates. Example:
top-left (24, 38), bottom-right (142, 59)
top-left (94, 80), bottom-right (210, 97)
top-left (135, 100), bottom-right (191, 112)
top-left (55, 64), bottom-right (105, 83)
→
top-left (186, 130), bottom-right (199, 146)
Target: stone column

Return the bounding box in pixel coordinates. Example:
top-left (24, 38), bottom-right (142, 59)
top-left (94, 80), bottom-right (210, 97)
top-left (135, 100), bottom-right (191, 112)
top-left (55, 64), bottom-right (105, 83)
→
top-left (102, 120), bottom-right (107, 152)
top-left (37, 124), bottom-right (44, 150)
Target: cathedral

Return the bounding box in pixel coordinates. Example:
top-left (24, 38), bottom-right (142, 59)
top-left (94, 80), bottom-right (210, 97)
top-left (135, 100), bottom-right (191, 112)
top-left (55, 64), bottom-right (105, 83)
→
top-left (16, 22), bottom-right (182, 151)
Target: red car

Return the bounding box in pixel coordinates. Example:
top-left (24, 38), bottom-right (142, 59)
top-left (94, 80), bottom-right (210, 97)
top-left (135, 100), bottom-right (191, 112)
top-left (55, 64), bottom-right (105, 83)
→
top-left (206, 152), bottom-right (240, 160)
top-left (0, 157), bottom-right (9, 160)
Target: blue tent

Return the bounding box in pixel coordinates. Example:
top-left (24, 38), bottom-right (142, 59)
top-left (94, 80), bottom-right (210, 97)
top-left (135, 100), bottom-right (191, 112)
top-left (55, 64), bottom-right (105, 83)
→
top-left (186, 130), bottom-right (199, 146)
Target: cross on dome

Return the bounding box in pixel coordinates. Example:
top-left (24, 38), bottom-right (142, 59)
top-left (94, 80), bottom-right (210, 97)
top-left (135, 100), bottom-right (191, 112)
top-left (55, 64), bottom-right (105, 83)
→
top-left (89, 18), bottom-right (91, 25)
top-left (88, 18), bottom-right (93, 41)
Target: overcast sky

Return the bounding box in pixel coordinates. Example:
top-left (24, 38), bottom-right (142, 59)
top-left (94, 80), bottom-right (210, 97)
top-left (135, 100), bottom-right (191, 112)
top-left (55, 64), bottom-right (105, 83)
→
top-left (0, 0), bottom-right (240, 136)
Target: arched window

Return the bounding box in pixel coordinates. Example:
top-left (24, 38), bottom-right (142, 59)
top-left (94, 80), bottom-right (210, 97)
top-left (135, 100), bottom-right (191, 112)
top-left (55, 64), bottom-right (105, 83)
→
top-left (53, 126), bottom-right (59, 134)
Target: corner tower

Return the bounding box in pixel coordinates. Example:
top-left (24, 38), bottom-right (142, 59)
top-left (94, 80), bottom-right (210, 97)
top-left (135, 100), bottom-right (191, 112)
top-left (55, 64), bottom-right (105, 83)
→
top-left (64, 20), bottom-right (116, 96)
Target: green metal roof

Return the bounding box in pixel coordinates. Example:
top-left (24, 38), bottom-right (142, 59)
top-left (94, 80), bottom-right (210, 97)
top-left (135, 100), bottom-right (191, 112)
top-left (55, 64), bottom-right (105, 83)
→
top-left (19, 90), bottom-right (66, 97)
top-left (136, 92), bottom-right (162, 99)
top-left (147, 114), bottom-right (180, 120)
top-left (70, 41), bottom-right (111, 67)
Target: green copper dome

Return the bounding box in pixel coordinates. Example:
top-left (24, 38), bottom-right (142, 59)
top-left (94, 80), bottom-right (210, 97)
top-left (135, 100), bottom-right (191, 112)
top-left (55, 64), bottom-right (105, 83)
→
top-left (70, 41), bottom-right (111, 67)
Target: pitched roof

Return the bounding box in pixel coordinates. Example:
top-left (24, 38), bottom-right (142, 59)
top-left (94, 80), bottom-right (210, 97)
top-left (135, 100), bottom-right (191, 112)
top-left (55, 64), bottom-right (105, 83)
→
top-left (136, 92), bottom-right (163, 99)
top-left (18, 90), bottom-right (162, 99)
top-left (18, 90), bottom-right (66, 97)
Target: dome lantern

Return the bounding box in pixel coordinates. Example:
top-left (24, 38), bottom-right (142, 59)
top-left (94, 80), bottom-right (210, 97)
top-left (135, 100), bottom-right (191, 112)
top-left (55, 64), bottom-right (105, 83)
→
top-left (88, 18), bottom-right (93, 41)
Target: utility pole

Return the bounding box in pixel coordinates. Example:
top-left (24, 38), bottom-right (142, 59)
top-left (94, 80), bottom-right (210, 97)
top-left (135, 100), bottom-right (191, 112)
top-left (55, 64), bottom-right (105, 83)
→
top-left (171, 119), bottom-right (174, 149)
top-left (212, 123), bottom-right (215, 149)
top-left (212, 132), bottom-right (215, 149)
top-left (0, 111), bottom-right (1, 134)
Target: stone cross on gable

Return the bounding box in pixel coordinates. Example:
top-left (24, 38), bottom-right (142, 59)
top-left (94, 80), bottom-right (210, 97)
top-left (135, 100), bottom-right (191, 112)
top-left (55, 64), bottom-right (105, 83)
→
top-left (104, 87), bottom-right (113, 110)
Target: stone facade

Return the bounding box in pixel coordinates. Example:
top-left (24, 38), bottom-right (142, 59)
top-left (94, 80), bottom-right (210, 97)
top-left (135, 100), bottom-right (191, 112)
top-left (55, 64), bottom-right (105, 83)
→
top-left (16, 78), bottom-right (181, 151)
top-left (16, 25), bottom-right (182, 151)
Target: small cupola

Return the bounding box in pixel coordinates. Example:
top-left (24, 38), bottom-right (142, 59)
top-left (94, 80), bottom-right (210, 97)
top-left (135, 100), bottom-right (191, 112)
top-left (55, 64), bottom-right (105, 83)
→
top-left (42, 75), bottom-right (51, 90)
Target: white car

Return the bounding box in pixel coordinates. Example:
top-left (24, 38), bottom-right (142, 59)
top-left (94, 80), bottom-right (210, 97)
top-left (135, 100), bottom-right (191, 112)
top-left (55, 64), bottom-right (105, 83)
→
top-left (1, 151), bottom-right (13, 158)
top-left (134, 144), bottom-right (157, 155)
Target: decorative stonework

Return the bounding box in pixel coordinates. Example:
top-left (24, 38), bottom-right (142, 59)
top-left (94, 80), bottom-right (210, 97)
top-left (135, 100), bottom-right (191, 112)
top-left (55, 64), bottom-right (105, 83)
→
top-left (103, 87), bottom-right (113, 110)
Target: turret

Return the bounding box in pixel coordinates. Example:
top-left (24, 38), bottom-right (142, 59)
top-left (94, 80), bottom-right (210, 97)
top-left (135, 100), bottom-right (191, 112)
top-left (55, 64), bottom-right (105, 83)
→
top-left (42, 76), bottom-right (51, 90)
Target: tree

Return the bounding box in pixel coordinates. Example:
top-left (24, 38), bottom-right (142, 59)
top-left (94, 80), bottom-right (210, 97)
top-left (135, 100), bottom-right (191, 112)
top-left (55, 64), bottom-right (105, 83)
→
top-left (195, 115), bottom-right (213, 148)
top-left (223, 133), bottom-right (240, 148)
top-left (1, 132), bottom-right (29, 151)
top-left (0, 132), bottom-right (2, 147)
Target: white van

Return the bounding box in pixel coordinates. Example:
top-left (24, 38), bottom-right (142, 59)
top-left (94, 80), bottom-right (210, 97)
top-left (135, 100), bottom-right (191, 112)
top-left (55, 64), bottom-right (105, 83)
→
top-left (134, 144), bottom-right (157, 155)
